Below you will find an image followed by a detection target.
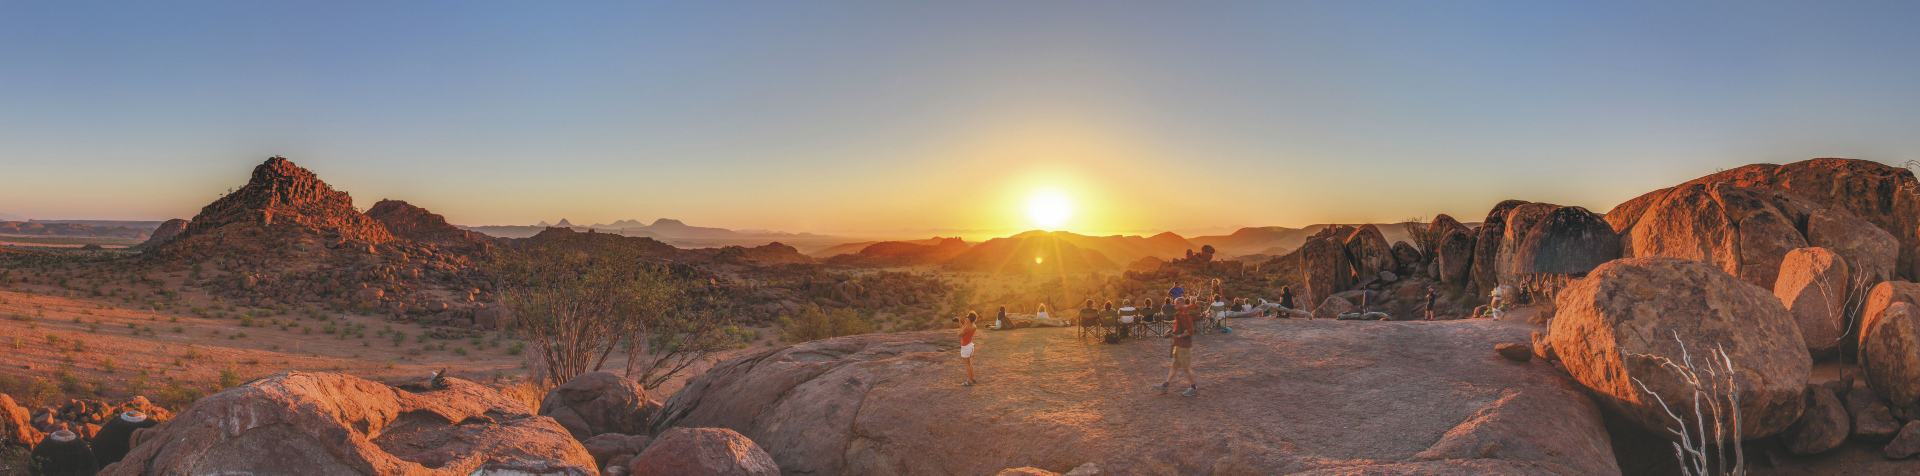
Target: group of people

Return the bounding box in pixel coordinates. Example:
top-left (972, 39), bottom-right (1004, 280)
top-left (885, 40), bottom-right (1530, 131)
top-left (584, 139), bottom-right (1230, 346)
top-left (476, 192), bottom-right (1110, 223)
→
top-left (956, 280), bottom-right (1215, 397)
top-left (24, 410), bottom-right (159, 476)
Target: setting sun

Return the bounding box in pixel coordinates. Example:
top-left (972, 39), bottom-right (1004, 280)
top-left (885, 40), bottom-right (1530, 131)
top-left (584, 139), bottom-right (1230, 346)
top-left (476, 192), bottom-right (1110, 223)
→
top-left (1026, 190), bottom-right (1072, 229)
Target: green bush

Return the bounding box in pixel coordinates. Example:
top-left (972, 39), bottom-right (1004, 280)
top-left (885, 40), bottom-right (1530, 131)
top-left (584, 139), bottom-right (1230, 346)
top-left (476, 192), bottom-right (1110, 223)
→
top-left (777, 306), bottom-right (873, 343)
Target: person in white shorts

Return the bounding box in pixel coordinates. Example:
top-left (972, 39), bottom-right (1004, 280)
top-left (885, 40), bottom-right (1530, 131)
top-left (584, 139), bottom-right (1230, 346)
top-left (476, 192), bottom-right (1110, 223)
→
top-left (959, 311), bottom-right (978, 386)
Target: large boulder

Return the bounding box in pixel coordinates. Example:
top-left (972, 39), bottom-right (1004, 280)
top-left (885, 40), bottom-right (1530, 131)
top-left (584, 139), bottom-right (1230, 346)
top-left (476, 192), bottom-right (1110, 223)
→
top-left (626, 427), bottom-right (777, 476)
top-left (1663, 159), bottom-right (1920, 280)
top-left (1780, 384), bottom-right (1849, 455)
top-left (1805, 207), bottom-right (1900, 289)
top-left (102, 371), bottom-right (595, 475)
top-left (1513, 206), bottom-right (1619, 276)
top-left (1424, 214), bottom-right (1471, 262)
top-left (0, 394), bottom-right (40, 449)
top-left (1312, 296), bottom-right (1355, 320)
top-left (651, 319), bottom-right (1619, 475)
top-left (1495, 202), bottom-right (1561, 288)
top-left (1435, 228), bottom-right (1476, 286)
top-left (1390, 241), bottom-right (1422, 274)
top-left (540, 372), bottom-right (660, 441)
top-left (1471, 200), bottom-right (1530, 296)
top-left (1861, 281), bottom-right (1920, 351)
top-left (1774, 248), bottom-right (1850, 356)
top-left (1300, 236), bottom-right (1352, 308)
top-left (1862, 302), bottom-right (1920, 407)
top-left (1343, 225), bottom-right (1397, 281)
top-left (1846, 383), bottom-right (1901, 442)
top-left (1550, 257), bottom-right (1811, 440)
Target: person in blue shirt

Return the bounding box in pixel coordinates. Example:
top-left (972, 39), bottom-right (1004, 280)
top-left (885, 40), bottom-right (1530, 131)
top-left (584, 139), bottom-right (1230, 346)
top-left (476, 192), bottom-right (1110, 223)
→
top-left (1169, 281), bottom-right (1186, 301)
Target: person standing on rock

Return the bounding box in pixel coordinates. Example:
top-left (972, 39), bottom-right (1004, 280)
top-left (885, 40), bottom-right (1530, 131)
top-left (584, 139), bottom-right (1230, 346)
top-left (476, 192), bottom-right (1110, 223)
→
top-left (1156, 297), bottom-right (1200, 397)
top-left (1423, 286), bottom-right (1439, 321)
top-left (959, 311), bottom-right (979, 386)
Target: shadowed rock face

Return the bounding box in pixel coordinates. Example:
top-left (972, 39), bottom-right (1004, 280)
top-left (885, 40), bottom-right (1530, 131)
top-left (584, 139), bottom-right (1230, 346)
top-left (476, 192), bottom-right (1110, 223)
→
top-left (1300, 235), bottom-right (1352, 307)
top-left (1551, 257), bottom-right (1810, 441)
top-left (103, 372), bottom-right (595, 476)
top-left (1343, 224), bottom-right (1396, 279)
top-left (365, 199), bottom-right (478, 244)
top-left (172, 157), bottom-right (394, 246)
top-left (1514, 206), bottom-right (1619, 276)
top-left (653, 319), bottom-right (1619, 475)
top-left (1863, 302), bottom-right (1920, 407)
top-left (130, 218), bottom-right (189, 250)
top-left (1471, 200), bottom-right (1530, 296)
top-left (1495, 202), bottom-right (1560, 289)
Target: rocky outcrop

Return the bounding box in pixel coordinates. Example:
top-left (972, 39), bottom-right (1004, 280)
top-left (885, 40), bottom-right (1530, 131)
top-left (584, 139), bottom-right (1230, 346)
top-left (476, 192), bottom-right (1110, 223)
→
top-left (1471, 200), bottom-right (1529, 296)
top-left (365, 199), bottom-right (480, 244)
top-left (1513, 206), bottom-right (1618, 276)
top-left (1861, 281), bottom-right (1920, 353)
top-left (1550, 257), bottom-right (1810, 440)
top-left (1424, 214), bottom-right (1471, 261)
top-left (171, 156), bottom-right (394, 245)
top-left (1390, 241), bottom-right (1422, 274)
top-left (1656, 158), bottom-right (1920, 280)
top-left (1780, 384), bottom-right (1848, 455)
top-left (0, 394), bottom-right (39, 449)
top-left (652, 319), bottom-right (1619, 475)
top-left (1610, 182), bottom-right (1897, 292)
top-left (626, 427), bottom-right (777, 476)
top-left (539, 372), bottom-right (660, 441)
top-left (104, 372), bottom-right (595, 475)
top-left (130, 218), bottom-right (189, 250)
top-left (1862, 302), bottom-right (1920, 407)
top-left (1774, 248), bottom-right (1850, 356)
top-left (1435, 227), bottom-right (1476, 286)
top-left (707, 242), bottom-right (817, 266)
top-left (1343, 225), bottom-right (1396, 280)
top-left (1495, 202), bottom-right (1560, 288)
top-left (1300, 235), bottom-right (1352, 308)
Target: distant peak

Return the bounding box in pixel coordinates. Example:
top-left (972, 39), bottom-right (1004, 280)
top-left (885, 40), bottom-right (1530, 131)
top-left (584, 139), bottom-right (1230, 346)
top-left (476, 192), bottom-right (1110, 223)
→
top-left (556, 218), bottom-right (575, 227)
top-left (651, 218), bottom-right (687, 227)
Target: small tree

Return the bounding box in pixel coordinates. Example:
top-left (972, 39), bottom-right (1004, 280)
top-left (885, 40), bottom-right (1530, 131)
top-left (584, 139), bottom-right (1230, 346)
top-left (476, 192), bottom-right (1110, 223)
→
top-left (493, 242), bottom-right (679, 387)
top-left (626, 298), bottom-right (745, 390)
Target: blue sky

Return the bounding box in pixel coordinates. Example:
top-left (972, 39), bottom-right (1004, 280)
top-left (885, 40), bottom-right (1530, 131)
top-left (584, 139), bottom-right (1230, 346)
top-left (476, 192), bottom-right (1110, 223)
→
top-left (2, 2), bottom-right (1918, 234)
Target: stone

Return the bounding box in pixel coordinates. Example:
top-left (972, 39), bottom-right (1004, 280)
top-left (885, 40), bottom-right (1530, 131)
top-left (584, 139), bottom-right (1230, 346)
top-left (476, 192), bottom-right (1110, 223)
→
top-left (995, 468), bottom-right (1060, 476)
top-left (1663, 159), bottom-right (1920, 281)
top-left (1496, 202), bottom-right (1561, 288)
top-left (0, 394), bottom-right (40, 449)
top-left (475, 306), bottom-right (514, 331)
top-left (1887, 421), bottom-right (1920, 459)
top-left (1861, 281), bottom-right (1920, 351)
top-left (1495, 343), bottom-right (1532, 362)
top-left (101, 371), bottom-right (594, 475)
top-left (1861, 302), bottom-right (1920, 407)
top-left (539, 372), bottom-right (659, 441)
top-left (1846, 383), bottom-right (1901, 443)
top-left (1531, 331), bottom-right (1557, 361)
top-left (130, 218), bottom-right (189, 250)
top-left (1550, 257), bottom-right (1810, 440)
top-left (1513, 206), bottom-right (1619, 276)
top-left (1425, 214), bottom-right (1472, 262)
top-left (651, 319), bottom-right (1619, 475)
top-left (1300, 236), bottom-right (1353, 308)
top-left (1774, 248), bottom-right (1851, 356)
top-left (1312, 296), bottom-right (1355, 320)
top-left (1780, 384), bottom-right (1848, 455)
top-left (582, 433), bottom-right (651, 469)
top-left (1806, 207), bottom-right (1899, 289)
top-left (1435, 228), bottom-right (1475, 286)
top-left (1064, 462), bottom-right (1102, 475)
top-left (1391, 241), bottom-right (1422, 270)
top-left (1378, 270), bottom-right (1398, 283)
top-left (1471, 200), bottom-right (1530, 296)
top-left (1344, 225), bottom-right (1396, 284)
top-left (626, 427), bottom-right (777, 476)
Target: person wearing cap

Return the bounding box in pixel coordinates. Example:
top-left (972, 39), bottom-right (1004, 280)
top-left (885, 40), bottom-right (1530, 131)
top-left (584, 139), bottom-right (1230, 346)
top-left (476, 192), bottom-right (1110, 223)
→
top-left (92, 410), bottom-right (160, 466)
top-left (29, 429), bottom-right (99, 476)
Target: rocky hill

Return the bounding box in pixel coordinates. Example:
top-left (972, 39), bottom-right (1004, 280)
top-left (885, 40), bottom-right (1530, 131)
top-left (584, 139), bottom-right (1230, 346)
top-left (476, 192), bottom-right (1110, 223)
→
top-left (129, 219), bottom-right (188, 250)
top-left (945, 233), bottom-right (1120, 274)
top-left (823, 237), bottom-right (970, 267)
top-left (173, 156), bottom-right (393, 245)
top-left (365, 199), bottom-right (488, 244)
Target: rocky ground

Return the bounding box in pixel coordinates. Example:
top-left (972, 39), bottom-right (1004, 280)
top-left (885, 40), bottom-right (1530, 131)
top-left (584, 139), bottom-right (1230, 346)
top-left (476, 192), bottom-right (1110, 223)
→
top-left (657, 316), bottom-right (1618, 475)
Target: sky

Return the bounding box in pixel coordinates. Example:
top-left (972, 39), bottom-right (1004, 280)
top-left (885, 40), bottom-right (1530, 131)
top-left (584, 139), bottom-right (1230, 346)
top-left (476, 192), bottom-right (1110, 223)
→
top-left (3, 2), bottom-right (1919, 236)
